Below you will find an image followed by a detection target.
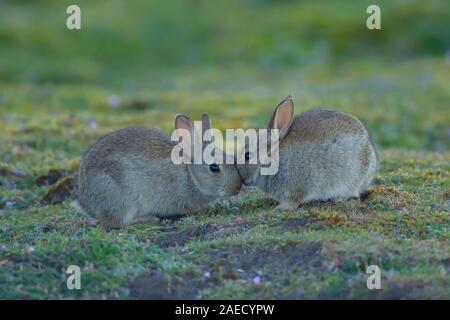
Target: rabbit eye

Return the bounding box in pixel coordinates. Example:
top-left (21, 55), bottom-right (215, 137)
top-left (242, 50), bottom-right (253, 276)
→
top-left (209, 163), bottom-right (220, 173)
top-left (244, 152), bottom-right (251, 161)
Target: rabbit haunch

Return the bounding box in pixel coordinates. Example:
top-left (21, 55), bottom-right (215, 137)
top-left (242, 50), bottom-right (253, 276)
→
top-left (171, 122), bottom-right (281, 176)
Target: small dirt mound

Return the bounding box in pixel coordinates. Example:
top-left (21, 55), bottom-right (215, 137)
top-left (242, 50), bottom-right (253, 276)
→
top-left (36, 169), bottom-right (70, 186)
top-left (40, 176), bottom-right (76, 205)
top-left (364, 185), bottom-right (414, 209)
top-left (155, 224), bottom-right (218, 248)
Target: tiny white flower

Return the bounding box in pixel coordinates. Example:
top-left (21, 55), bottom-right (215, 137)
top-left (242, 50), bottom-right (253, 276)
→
top-left (108, 95), bottom-right (121, 108)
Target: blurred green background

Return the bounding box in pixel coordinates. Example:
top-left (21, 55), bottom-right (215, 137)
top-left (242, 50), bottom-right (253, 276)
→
top-left (0, 0), bottom-right (449, 152)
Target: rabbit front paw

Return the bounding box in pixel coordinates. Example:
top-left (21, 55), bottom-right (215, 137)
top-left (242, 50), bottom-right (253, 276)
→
top-left (275, 200), bottom-right (299, 212)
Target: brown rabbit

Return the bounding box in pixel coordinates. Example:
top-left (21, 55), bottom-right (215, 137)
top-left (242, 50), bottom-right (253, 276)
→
top-left (75, 113), bottom-right (242, 230)
top-left (237, 96), bottom-right (377, 210)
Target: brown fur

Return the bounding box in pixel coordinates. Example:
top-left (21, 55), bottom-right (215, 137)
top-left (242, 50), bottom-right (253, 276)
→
top-left (286, 109), bottom-right (366, 143)
top-left (76, 115), bottom-right (242, 230)
top-left (237, 96), bottom-right (377, 210)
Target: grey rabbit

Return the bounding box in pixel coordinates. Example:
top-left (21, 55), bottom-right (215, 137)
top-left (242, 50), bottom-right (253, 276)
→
top-left (237, 95), bottom-right (377, 210)
top-left (74, 113), bottom-right (242, 230)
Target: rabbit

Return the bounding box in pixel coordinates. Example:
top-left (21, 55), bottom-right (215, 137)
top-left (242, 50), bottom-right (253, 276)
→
top-left (236, 95), bottom-right (377, 210)
top-left (75, 113), bottom-right (242, 230)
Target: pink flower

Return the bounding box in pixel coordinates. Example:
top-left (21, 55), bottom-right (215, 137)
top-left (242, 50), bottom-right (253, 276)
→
top-left (87, 116), bottom-right (97, 130)
top-left (88, 219), bottom-right (97, 226)
top-left (252, 276), bottom-right (261, 285)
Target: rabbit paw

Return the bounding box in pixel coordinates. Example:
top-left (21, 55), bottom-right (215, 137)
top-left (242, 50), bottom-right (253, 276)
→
top-left (275, 200), bottom-right (299, 212)
top-left (133, 215), bottom-right (161, 225)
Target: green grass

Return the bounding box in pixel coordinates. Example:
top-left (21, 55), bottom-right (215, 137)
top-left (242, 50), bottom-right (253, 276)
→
top-left (1, 63), bottom-right (449, 298)
top-left (0, 0), bottom-right (449, 299)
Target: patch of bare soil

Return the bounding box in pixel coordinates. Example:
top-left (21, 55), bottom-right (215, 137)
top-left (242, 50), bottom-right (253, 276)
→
top-left (154, 224), bottom-right (218, 248)
top-left (154, 220), bottom-right (253, 248)
top-left (279, 216), bottom-right (319, 229)
top-left (201, 241), bottom-right (324, 283)
top-left (129, 271), bottom-right (207, 299)
top-left (130, 242), bottom-right (324, 299)
top-left (358, 278), bottom-right (449, 300)
top-left (36, 169), bottom-right (70, 186)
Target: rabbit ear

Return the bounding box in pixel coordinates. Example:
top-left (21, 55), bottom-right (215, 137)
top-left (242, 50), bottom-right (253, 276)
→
top-left (174, 114), bottom-right (193, 148)
top-left (269, 95), bottom-right (294, 140)
top-left (202, 113), bottom-right (212, 140)
top-left (202, 113), bottom-right (211, 133)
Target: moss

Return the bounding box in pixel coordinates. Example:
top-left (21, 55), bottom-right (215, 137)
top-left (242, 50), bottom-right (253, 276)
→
top-left (365, 186), bottom-right (415, 210)
top-left (442, 189), bottom-right (450, 200)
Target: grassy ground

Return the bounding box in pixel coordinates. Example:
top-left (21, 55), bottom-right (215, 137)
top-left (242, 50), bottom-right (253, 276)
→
top-left (0, 0), bottom-right (449, 299)
top-left (1, 59), bottom-right (449, 299)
